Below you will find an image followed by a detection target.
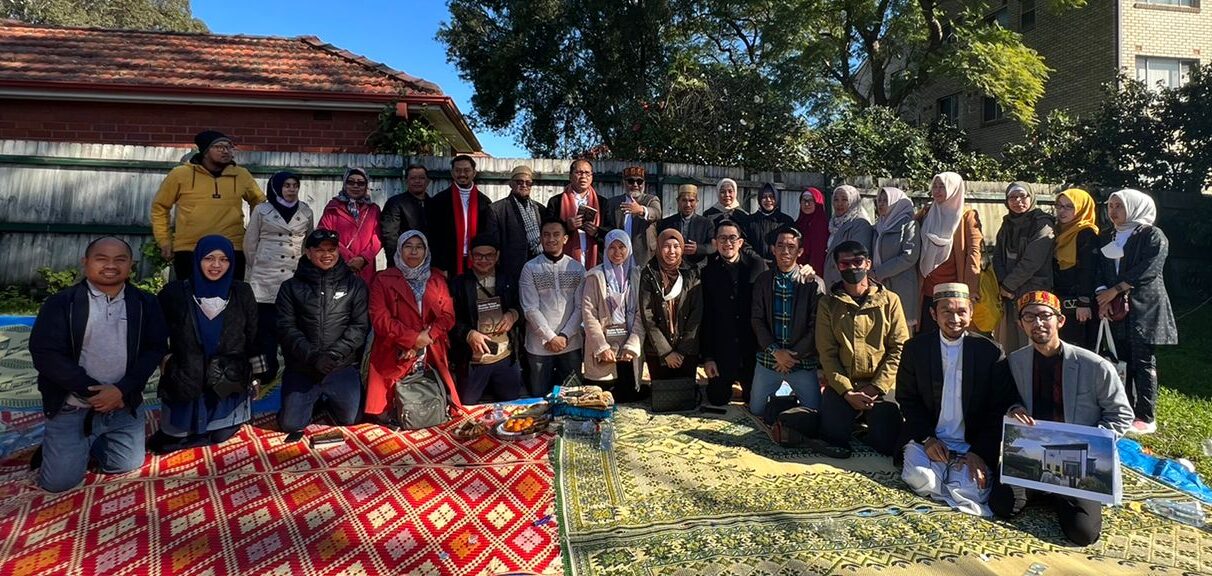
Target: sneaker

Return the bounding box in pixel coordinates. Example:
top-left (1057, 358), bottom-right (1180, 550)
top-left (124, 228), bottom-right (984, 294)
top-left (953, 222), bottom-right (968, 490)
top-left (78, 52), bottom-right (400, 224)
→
top-left (1127, 420), bottom-right (1157, 435)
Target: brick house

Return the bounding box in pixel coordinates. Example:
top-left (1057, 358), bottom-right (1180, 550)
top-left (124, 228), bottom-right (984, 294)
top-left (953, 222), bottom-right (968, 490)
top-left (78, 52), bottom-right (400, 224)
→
top-left (0, 20), bottom-right (482, 154)
top-left (902, 0), bottom-right (1212, 155)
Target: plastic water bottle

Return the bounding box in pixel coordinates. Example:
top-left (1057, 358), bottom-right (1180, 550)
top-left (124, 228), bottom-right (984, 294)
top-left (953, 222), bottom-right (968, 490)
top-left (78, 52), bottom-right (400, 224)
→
top-left (1144, 498), bottom-right (1206, 528)
top-left (775, 380), bottom-right (793, 397)
top-left (491, 403), bottom-right (505, 422)
top-left (598, 420), bottom-right (615, 452)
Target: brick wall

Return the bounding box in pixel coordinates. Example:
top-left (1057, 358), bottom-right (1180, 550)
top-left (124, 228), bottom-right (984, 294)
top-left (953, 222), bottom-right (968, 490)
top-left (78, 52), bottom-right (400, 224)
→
top-left (0, 100), bottom-right (382, 153)
top-left (1121, 0), bottom-right (1212, 72)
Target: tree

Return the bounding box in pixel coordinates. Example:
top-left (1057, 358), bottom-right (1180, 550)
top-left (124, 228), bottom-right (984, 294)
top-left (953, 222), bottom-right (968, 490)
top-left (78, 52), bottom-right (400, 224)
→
top-left (2, 0), bottom-right (207, 32)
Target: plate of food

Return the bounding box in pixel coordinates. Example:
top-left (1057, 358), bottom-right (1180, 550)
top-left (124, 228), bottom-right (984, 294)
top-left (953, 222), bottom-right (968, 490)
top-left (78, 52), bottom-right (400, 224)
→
top-left (495, 414), bottom-right (550, 439)
top-left (452, 418), bottom-right (490, 441)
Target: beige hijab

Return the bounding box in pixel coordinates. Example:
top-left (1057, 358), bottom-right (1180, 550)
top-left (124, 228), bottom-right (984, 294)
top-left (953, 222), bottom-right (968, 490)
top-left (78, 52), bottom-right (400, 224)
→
top-left (918, 172), bottom-right (966, 276)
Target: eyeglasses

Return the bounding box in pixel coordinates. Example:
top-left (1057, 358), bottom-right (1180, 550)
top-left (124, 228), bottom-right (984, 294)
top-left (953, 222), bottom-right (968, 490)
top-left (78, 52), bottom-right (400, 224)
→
top-left (625, 178), bottom-right (645, 185)
top-left (1007, 193), bottom-right (1031, 201)
top-left (715, 235), bottom-right (741, 244)
top-left (512, 180), bottom-right (534, 187)
top-left (210, 144), bottom-right (234, 152)
top-left (470, 252), bottom-right (497, 260)
top-left (1019, 311), bottom-right (1059, 324)
top-left (572, 170), bottom-right (593, 177)
top-left (345, 179), bottom-right (368, 187)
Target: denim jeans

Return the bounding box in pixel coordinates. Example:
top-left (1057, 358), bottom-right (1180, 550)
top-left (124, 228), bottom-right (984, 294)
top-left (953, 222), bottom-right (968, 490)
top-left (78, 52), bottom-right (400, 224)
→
top-left (39, 406), bottom-right (146, 493)
top-left (526, 349), bottom-right (583, 397)
top-left (459, 359), bottom-right (524, 405)
top-left (278, 366), bottom-right (363, 433)
top-left (749, 364), bottom-right (821, 416)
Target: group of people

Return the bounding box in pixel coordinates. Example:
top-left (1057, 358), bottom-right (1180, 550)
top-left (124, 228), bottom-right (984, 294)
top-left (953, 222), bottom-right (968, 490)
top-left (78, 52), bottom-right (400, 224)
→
top-left (29, 130), bottom-right (1178, 548)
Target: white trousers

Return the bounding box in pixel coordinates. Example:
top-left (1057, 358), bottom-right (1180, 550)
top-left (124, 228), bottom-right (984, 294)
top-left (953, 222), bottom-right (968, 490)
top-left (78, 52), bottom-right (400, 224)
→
top-left (901, 441), bottom-right (992, 517)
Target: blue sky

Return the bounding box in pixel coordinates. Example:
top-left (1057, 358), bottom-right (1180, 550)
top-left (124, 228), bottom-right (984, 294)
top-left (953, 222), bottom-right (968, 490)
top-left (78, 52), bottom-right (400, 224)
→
top-left (192, 0), bottom-right (529, 157)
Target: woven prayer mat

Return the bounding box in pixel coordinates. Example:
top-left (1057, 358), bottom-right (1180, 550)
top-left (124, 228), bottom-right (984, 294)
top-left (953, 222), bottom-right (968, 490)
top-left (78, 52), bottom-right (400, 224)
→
top-left (555, 405), bottom-right (1211, 575)
top-left (0, 412), bottom-right (561, 575)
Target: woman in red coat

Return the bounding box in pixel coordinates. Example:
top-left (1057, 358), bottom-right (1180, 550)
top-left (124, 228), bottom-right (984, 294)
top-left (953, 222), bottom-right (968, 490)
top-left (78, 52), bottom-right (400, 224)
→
top-left (366, 231), bottom-right (461, 419)
top-left (318, 167), bottom-right (382, 285)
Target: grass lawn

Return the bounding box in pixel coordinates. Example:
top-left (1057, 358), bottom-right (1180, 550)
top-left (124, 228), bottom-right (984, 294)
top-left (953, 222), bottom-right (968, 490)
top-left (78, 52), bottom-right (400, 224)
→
top-left (1137, 302), bottom-right (1212, 480)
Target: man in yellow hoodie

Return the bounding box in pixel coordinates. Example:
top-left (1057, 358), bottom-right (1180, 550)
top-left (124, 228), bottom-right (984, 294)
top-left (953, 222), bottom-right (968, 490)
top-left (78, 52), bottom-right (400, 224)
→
top-left (151, 131), bottom-right (266, 280)
top-left (816, 239), bottom-right (910, 459)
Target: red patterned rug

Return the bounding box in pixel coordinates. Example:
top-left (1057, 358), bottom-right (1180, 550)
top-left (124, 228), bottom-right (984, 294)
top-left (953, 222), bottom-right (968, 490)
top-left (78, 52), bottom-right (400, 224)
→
top-left (0, 412), bottom-right (561, 576)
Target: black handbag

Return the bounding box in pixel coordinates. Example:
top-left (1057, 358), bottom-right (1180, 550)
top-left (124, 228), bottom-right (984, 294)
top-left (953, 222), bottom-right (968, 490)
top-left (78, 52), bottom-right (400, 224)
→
top-left (650, 378), bottom-right (699, 413)
top-left (206, 355), bottom-right (252, 398)
top-left (762, 394), bottom-right (800, 426)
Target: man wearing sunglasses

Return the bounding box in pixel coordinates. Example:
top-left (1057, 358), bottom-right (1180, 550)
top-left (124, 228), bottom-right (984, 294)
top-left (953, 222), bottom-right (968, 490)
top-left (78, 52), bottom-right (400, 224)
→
top-left (988, 290), bottom-right (1132, 546)
top-left (602, 166), bottom-right (662, 266)
top-left (816, 240), bottom-right (909, 459)
top-left (488, 165), bottom-right (547, 289)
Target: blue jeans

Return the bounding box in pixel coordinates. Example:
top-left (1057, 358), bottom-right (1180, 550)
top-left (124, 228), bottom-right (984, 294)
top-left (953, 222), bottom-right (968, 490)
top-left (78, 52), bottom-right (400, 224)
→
top-left (278, 367), bottom-right (363, 433)
top-left (39, 406), bottom-right (145, 493)
top-left (460, 359), bottom-right (524, 405)
top-left (526, 349), bottom-right (583, 397)
top-left (749, 364), bottom-right (821, 416)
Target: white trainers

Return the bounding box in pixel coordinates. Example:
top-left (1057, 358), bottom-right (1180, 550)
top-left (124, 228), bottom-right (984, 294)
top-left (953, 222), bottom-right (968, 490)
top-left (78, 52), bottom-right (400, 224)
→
top-left (1127, 420), bottom-right (1157, 435)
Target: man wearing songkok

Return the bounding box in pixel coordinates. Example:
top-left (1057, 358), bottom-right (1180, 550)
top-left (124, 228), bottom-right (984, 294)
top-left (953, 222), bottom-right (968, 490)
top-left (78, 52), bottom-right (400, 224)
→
top-left (989, 290), bottom-right (1134, 546)
top-left (656, 184), bottom-right (716, 268)
top-left (897, 283), bottom-right (1005, 516)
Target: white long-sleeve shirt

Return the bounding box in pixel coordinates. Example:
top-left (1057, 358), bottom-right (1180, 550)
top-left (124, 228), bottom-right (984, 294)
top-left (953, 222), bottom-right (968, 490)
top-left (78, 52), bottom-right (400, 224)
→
top-left (936, 333), bottom-right (969, 453)
top-left (520, 254), bottom-right (586, 356)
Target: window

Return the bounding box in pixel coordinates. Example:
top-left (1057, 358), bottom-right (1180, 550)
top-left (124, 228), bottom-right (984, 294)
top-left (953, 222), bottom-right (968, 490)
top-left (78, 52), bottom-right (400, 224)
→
top-left (937, 94), bottom-right (960, 124)
top-left (1136, 56), bottom-right (1196, 89)
top-left (1138, 0), bottom-right (1197, 6)
top-left (985, 6), bottom-right (1012, 27)
top-left (983, 97), bottom-right (1006, 123)
top-left (1021, 0), bottom-right (1037, 31)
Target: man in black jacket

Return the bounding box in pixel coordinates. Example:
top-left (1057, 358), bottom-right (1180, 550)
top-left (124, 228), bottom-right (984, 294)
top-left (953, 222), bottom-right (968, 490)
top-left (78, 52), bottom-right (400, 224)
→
top-left (380, 164), bottom-right (431, 261)
top-left (487, 165), bottom-right (546, 288)
top-left (428, 155), bottom-right (494, 276)
top-left (656, 184), bottom-right (715, 268)
top-left (750, 227), bottom-right (825, 417)
top-left (701, 219), bottom-right (767, 406)
top-left (451, 235), bottom-right (523, 404)
top-left (897, 282), bottom-right (1005, 517)
top-left (602, 165), bottom-right (662, 266)
top-left (29, 237), bottom-right (169, 492)
top-left (276, 229), bottom-right (370, 435)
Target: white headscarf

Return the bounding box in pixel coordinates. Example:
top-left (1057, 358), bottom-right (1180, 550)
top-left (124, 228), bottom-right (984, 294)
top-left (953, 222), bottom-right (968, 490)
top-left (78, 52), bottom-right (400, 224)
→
top-left (919, 172), bottom-right (966, 276)
top-left (1109, 188), bottom-right (1157, 232)
top-left (602, 229), bottom-right (633, 325)
top-left (874, 187), bottom-right (915, 236)
top-left (394, 230), bottom-right (432, 308)
top-left (713, 177), bottom-right (741, 211)
top-left (827, 185), bottom-right (870, 250)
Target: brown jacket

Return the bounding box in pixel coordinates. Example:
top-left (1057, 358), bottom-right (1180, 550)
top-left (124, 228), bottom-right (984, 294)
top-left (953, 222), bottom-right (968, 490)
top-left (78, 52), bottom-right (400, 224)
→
top-left (920, 207), bottom-right (983, 300)
top-left (581, 266), bottom-right (644, 383)
top-left (815, 281), bottom-right (910, 396)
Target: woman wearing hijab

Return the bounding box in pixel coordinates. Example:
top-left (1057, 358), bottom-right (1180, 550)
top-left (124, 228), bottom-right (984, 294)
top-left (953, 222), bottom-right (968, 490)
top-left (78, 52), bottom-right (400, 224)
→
top-left (639, 229), bottom-right (703, 381)
top-left (747, 183), bottom-right (794, 263)
top-left (993, 182), bottom-right (1056, 351)
top-left (1052, 188), bottom-right (1100, 350)
top-left (823, 185), bottom-right (875, 289)
top-left (1096, 189), bottom-right (1177, 435)
top-left (704, 177), bottom-right (750, 229)
top-left (794, 187), bottom-right (829, 274)
top-left (871, 187), bottom-right (921, 329)
top-left (151, 235), bottom-right (258, 454)
top-left (582, 230), bottom-right (645, 402)
top-left (918, 172), bottom-right (983, 332)
top-left (366, 231), bottom-right (460, 422)
top-left (244, 171), bottom-right (314, 384)
top-left (318, 167), bottom-right (382, 285)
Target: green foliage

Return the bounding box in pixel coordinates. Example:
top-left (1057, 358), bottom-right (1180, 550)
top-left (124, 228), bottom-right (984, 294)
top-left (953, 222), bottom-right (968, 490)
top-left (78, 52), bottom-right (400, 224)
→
top-left (1001, 110), bottom-right (1084, 183)
top-left (366, 103), bottom-right (449, 156)
top-left (36, 266), bottom-right (79, 295)
top-left (1, 0), bottom-right (207, 32)
top-left (940, 23), bottom-right (1050, 125)
top-left (0, 285), bottom-right (38, 314)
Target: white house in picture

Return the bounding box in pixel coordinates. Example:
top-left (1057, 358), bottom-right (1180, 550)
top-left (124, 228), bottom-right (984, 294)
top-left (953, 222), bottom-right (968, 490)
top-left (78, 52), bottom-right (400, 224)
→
top-left (1041, 443), bottom-right (1095, 488)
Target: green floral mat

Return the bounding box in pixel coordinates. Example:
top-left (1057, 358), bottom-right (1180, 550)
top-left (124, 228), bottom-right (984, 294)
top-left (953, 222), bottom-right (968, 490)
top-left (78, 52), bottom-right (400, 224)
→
top-left (555, 406), bottom-right (1211, 575)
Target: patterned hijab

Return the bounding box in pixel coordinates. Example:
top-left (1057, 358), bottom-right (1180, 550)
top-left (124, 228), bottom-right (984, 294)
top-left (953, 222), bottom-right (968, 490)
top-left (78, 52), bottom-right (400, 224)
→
top-left (394, 230), bottom-right (432, 306)
top-left (827, 185), bottom-right (870, 249)
top-left (336, 167), bottom-right (372, 218)
top-left (1054, 188), bottom-right (1099, 270)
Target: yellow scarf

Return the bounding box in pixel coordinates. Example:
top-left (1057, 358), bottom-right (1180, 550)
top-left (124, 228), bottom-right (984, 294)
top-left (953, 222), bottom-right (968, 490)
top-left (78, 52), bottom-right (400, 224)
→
top-left (1055, 188), bottom-right (1099, 270)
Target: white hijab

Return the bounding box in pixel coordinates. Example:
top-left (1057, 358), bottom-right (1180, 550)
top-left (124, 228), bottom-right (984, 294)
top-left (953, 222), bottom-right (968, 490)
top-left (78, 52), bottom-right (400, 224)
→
top-left (602, 229), bottom-right (633, 325)
top-left (919, 172), bottom-right (966, 276)
top-left (1109, 188), bottom-right (1157, 232)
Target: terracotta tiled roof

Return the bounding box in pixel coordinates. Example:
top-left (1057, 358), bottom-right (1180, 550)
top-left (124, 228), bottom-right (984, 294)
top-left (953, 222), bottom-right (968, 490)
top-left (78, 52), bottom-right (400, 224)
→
top-left (0, 20), bottom-right (442, 98)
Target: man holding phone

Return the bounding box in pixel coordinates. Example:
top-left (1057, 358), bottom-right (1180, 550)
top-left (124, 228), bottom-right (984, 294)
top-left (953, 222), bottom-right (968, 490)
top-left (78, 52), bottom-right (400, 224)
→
top-left (451, 235), bottom-right (524, 404)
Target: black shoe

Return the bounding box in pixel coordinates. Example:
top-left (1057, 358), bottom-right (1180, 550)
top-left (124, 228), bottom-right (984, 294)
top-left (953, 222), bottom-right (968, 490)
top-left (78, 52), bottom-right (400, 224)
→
top-left (814, 442), bottom-right (852, 459)
top-left (284, 431), bottom-right (305, 443)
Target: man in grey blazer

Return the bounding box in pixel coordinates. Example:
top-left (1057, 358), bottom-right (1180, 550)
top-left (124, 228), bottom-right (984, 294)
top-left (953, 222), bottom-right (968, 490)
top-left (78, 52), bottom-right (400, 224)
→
top-left (602, 166), bottom-right (662, 266)
top-left (989, 290), bottom-right (1133, 546)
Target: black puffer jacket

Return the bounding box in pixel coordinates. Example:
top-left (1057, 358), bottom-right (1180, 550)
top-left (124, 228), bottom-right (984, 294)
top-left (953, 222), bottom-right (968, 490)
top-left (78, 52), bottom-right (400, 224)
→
top-left (158, 280), bottom-right (258, 404)
top-left (275, 257), bottom-right (370, 375)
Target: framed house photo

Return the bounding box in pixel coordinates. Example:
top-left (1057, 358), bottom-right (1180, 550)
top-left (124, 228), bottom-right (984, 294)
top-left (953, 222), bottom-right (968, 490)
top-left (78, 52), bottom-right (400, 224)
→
top-left (999, 416), bottom-right (1122, 505)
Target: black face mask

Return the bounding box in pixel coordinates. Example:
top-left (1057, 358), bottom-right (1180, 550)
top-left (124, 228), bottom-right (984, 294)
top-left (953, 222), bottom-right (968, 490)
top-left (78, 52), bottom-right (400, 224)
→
top-left (841, 268), bottom-right (867, 285)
